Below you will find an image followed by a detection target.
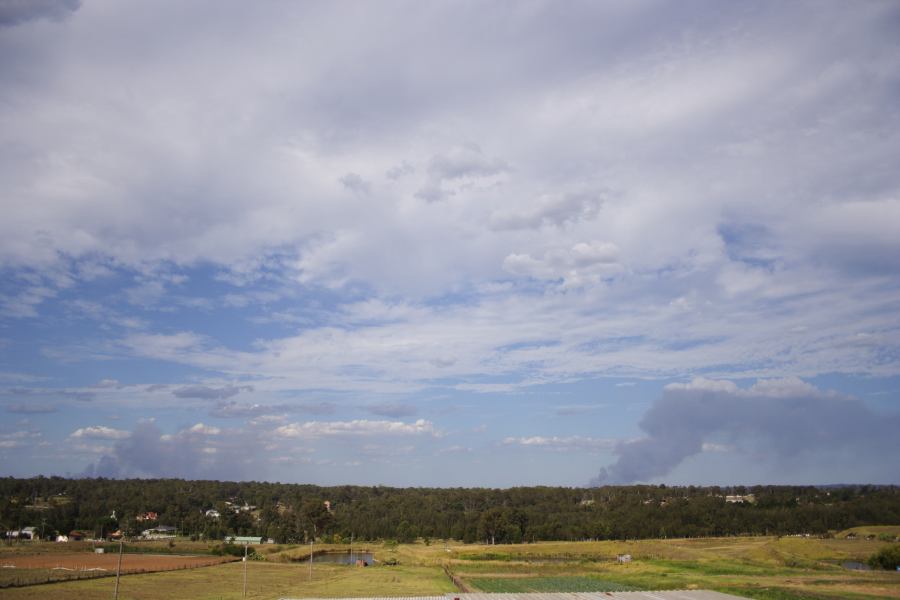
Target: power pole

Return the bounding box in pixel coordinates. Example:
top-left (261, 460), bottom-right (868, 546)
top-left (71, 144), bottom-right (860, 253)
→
top-left (308, 540), bottom-right (313, 580)
top-left (113, 537), bottom-right (123, 600)
top-left (242, 543), bottom-right (248, 598)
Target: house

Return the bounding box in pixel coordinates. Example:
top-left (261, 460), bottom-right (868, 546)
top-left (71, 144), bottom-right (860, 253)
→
top-left (725, 494), bottom-right (755, 504)
top-left (21, 526), bottom-right (37, 540)
top-left (205, 509), bottom-right (221, 519)
top-left (136, 511), bottom-right (159, 522)
top-left (141, 525), bottom-right (176, 539)
top-left (56, 534), bottom-right (69, 542)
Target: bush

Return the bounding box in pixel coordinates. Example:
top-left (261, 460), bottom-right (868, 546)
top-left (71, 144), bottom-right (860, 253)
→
top-left (212, 543), bottom-right (257, 558)
top-left (867, 544), bottom-right (900, 570)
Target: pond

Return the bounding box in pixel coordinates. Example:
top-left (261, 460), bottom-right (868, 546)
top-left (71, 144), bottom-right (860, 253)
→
top-left (305, 551), bottom-right (374, 564)
top-left (841, 561), bottom-right (871, 571)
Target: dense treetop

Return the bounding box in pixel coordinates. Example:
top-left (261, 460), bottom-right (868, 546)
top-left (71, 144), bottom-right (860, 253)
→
top-left (1, 477), bottom-right (897, 544)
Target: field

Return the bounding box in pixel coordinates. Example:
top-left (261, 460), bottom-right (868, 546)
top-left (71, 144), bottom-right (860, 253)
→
top-left (0, 536), bottom-right (896, 599)
top-left (0, 549), bottom-right (235, 587)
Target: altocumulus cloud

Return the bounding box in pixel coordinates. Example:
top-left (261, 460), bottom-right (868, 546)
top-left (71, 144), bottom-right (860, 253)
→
top-left (70, 426), bottom-right (130, 440)
top-left (594, 378), bottom-right (900, 485)
top-left (173, 384), bottom-right (253, 400)
top-left (275, 418), bottom-right (438, 438)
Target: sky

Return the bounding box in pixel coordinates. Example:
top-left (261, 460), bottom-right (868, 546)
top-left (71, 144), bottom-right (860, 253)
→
top-left (1, 0), bottom-right (899, 487)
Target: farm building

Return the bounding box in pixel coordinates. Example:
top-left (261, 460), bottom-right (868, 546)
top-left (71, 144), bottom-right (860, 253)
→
top-left (141, 525), bottom-right (176, 539)
top-left (226, 535), bottom-right (263, 544)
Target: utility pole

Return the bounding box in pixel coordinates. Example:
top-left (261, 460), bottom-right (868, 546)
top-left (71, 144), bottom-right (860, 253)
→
top-left (113, 537), bottom-right (123, 600)
top-left (242, 543), bottom-right (248, 598)
top-left (308, 540), bottom-right (313, 580)
top-left (349, 533), bottom-right (353, 566)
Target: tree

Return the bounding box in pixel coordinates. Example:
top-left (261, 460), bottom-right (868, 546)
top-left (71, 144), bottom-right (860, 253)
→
top-left (868, 544), bottom-right (900, 570)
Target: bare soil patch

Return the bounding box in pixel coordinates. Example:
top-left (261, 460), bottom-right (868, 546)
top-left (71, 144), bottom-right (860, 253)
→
top-left (2, 552), bottom-right (231, 571)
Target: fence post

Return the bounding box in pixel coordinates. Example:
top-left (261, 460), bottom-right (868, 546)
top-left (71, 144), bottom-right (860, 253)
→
top-left (113, 538), bottom-right (123, 600)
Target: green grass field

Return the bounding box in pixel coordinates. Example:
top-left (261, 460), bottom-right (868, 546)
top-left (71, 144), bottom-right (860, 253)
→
top-left (0, 536), bottom-right (897, 599)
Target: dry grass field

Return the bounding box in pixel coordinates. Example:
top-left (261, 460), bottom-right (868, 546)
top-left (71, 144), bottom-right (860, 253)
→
top-left (0, 536), bottom-right (896, 599)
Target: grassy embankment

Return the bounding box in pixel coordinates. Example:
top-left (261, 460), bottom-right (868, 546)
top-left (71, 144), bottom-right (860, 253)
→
top-left (0, 534), bottom-right (897, 599)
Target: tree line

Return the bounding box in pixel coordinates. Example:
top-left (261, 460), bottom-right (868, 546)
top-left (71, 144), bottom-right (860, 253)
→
top-left (1, 477), bottom-right (897, 544)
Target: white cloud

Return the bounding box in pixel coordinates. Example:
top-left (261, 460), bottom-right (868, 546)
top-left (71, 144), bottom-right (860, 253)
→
top-left (275, 418), bottom-right (437, 438)
top-left (70, 426), bottom-right (130, 440)
top-left (187, 423), bottom-right (221, 436)
top-left (503, 435), bottom-right (617, 452)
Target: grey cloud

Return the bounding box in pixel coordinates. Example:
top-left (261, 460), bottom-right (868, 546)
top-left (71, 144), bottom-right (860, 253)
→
top-left (491, 192), bottom-right (602, 231)
top-left (173, 384), bottom-right (253, 400)
top-left (339, 172), bottom-right (370, 194)
top-left (210, 399), bottom-right (336, 418)
top-left (427, 145), bottom-right (508, 181)
top-left (6, 403), bottom-right (57, 414)
top-left (0, 0), bottom-right (80, 27)
top-left (297, 401), bottom-right (337, 415)
top-left (366, 402), bottom-right (417, 418)
top-left (415, 144), bottom-right (509, 203)
top-left (593, 379), bottom-right (900, 484)
top-left (413, 184), bottom-right (448, 203)
top-left (385, 161), bottom-right (414, 180)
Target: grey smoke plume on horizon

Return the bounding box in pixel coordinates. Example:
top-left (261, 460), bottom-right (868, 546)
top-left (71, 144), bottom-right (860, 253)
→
top-left (81, 420), bottom-right (255, 481)
top-left (593, 378), bottom-right (900, 485)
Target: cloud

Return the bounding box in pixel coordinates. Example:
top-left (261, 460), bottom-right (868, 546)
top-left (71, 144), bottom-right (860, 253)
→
top-left (3, 1), bottom-right (900, 485)
top-left (366, 402), bottom-right (417, 418)
top-left (427, 144), bottom-right (509, 181)
top-left (70, 426), bottom-right (131, 440)
top-left (593, 378), bottom-right (900, 484)
top-left (186, 423), bottom-right (220, 435)
top-left (385, 161), bottom-right (414, 180)
top-left (275, 418), bottom-right (437, 438)
top-left (490, 192), bottom-right (602, 230)
top-left (503, 241), bottom-right (621, 286)
top-left (415, 144), bottom-right (509, 202)
top-left (173, 384), bottom-right (252, 400)
top-left (504, 435), bottom-right (616, 452)
top-left (339, 172), bottom-right (370, 194)
top-left (6, 403), bottom-right (57, 414)
top-left (0, 0), bottom-right (80, 27)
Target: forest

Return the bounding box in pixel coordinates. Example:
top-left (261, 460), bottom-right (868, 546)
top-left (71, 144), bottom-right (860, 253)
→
top-left (1, 477), bottom-right (897, 544)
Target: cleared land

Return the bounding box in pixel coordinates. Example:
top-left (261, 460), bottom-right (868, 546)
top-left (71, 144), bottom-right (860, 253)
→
top-left (0, 551), bottom-right (235, 587)
top-left (0, 536), bottom-right (897, 599)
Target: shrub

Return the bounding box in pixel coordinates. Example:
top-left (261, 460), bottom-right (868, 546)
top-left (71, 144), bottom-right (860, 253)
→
top-left (867, 544), bottom-right (900, 570)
